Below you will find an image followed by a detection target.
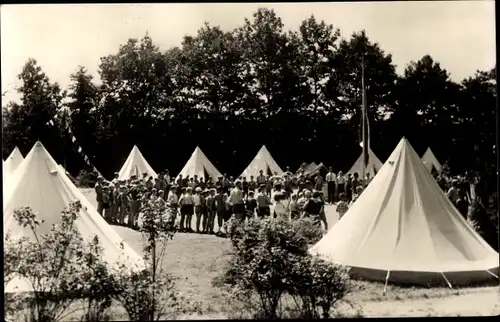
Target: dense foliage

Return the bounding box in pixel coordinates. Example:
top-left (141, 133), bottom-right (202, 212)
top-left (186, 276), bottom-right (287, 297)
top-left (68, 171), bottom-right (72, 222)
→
top-left (2, 8), bottom-right (496, 187)
top-left (4, 200), bottom-right (200, 321)
top-left (213, 217), bottom-right (351, 319)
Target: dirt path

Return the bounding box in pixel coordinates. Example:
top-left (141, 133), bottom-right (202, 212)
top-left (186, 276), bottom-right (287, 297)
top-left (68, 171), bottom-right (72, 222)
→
top-left (360, 287), bottom-right (499, 317)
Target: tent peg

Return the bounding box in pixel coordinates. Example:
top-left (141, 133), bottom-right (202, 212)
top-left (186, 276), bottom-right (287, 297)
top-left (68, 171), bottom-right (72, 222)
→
top-left (440, 272), bottom-right (453, 289)
top-left (383, 270), bottom-right (391, 295)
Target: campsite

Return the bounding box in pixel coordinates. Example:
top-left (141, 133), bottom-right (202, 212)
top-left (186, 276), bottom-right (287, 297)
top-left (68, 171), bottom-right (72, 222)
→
top-left (2, 3), bottom-right (499, 321)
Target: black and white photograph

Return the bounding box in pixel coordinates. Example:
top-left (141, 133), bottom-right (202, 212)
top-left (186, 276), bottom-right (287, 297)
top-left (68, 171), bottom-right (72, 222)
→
top-left (1, 1), bottom-right (498, 320)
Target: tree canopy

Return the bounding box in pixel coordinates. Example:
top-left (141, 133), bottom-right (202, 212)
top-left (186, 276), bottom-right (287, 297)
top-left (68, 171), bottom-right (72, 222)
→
top-left (2, 8), bottom-right (496, 184)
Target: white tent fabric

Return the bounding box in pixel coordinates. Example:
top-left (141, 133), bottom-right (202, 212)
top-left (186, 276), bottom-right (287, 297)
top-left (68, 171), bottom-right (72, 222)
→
top-left (311, 138), bottom-right (498, 286)
top-left (421, 147), bottom-right (442, 173)
top-left (303, 162), bottom-right (317, 174)
top-left (3, 146), bottom-right (24, 185)
top-left (4, 142), bottom-right (145, 292)
top-left (305, 162), bottom-right (328, 177)
top-left (177, 146), bottom-right (222, 181)
top-left (241, 145), bottom-right (284, 179)
top-left (118, 145), bottom-right (157, 180)
top-left (348, 148), bottom-right (384, 177)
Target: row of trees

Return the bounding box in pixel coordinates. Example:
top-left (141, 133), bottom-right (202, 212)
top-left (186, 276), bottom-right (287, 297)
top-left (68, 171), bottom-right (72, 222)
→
top-left (2, 8), bottom-right (496, 184)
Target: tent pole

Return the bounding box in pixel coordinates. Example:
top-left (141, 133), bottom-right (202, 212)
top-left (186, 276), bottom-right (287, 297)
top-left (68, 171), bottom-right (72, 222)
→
top-left (440, 272), bottom-right (453, 289)
top-left (485, 269), bottom-right (499, 279)
top-left (383, 270), bottom-right (391, 295)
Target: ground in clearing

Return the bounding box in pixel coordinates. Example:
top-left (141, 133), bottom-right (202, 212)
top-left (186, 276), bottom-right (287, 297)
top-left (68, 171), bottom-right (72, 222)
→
top-left (80, 188), bottom-right (500, 318)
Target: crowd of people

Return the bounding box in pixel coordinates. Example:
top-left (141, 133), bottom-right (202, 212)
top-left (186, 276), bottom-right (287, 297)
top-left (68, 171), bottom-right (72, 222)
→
top-left (432, 163), bottom-right (480, 220)
top-left (91, 160), bottom-right (481, 238)
top-left (92, 164), bottom-right (375, 236)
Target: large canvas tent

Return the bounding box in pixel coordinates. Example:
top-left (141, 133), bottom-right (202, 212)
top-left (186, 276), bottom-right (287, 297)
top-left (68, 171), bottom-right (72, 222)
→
top-left (118, 145), bottom-right (157, 180)
top-left (4, 142), bottom-right (145, 292)
top-left (3, 146), bottom-right (24, 184)
top-left (421, 147), bottom-right (442, 173)
top-left (305, 162), bottom-right (328, 177)
top-left (348, 148), bottom-right (384, 177)
top-left (311, 138), bottom-right (498, 287)
top-left (241, 145), bottom-right (284, 179)
top-left (177, 146), bottom-right (223, 181)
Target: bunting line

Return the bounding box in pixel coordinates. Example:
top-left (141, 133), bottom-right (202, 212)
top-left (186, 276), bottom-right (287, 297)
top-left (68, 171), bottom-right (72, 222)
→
top-left (46, 112), bottom-right (102, 177)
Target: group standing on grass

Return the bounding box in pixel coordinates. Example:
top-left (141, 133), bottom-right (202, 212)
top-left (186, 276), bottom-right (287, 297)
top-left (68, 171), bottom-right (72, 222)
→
top-left (92, 161), bottom-right (477, 237)
top-left (93, 165), bottom-right (377, 236)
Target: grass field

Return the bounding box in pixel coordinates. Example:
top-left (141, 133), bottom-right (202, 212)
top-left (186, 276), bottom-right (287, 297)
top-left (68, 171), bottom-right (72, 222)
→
top-left (80, 188), bottom-right (500, 318)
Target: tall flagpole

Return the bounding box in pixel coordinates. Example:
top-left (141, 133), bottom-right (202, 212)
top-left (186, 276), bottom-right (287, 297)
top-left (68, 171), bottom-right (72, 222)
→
top-left (361, 55), bottom-right (366, 187)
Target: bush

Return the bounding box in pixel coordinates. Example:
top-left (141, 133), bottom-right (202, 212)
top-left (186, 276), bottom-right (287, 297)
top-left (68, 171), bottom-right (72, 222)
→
top-left (468, 198), bottom-right (499, 251)
top-left (3, 202), bottom-right (116, 322)
top-left (78, 236), bottom-right (116, 321)
top-left (215, 217), bottom-right (351, 319)
top-left (111, 265), bottom-right (201, 321)
top-left (288, 255), bottom-right (350, 319)
top-left (292, 217), bottom-right (324, 245)
top-left (110, 197), bottom-right (202, 320)
top-left (75, 170), bottom-right (97, 188)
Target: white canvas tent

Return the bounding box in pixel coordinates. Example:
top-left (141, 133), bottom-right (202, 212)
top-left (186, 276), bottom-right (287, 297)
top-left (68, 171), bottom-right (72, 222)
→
top-left (421, 147), bottom-right (442, 173)
top-left (348, 148), bottom-right (384, 177)
top-left (4, 141), bottom-right (145, 292)
top-left (296, 162), bottom-right (316, 175)
top-left (241, 145), bottom-right (284, 179)
top-left (305, 162), bottom-right (328, 177)
top-left (177, 146), bottom-right (222, 181)
top-left (3, 146), bottom-right (24, 185)
top-left (311, 137), bottom-right (498, 287)
top-left (118, 145), bottom-right (157, 180)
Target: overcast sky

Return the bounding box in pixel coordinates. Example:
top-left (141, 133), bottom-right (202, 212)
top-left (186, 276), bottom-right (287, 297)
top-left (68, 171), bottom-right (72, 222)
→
top-left (1, 2), bottom-right (496, 104)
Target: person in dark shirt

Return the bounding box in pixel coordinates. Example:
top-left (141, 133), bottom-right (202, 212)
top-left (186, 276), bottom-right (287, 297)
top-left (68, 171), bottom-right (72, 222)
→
top-left (249, 176), bottom-right (258, 193)
top-left (95, 176), bottom-right (105, 216)
top-left (146, 176), bottom-right (154, 190)
top-left (345, 174), bottom-right (353, 202)
top-left (129, 186), bottom-right (140, 229)
top-left (297, 175), bottom-right (306, 191)
top-left (283, 175), bottom-right (293, 199)
top-left (352, 173), bottom-right (360, 192)
top-left (102, 186), bottom-right (111, 220)
top-left (245, 191), bottom-right (258, 220)
top-left (456, 188), bottom-right (469, 220)
top-left (303, 191), bottom-right (328, 230)
top-left (199, 177), bottom-right (206, 190)
top-left (242, 177), bottom-right (249, 197)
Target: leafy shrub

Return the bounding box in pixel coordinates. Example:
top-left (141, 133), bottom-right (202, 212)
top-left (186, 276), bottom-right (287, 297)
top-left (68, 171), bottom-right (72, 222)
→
top-left (468, 199), bottom-right (499, 250)
top-left (111, 197), bottom-right (202, 320)
top-left (111, 265), bottom-right (201, 321)
top-left (75, 169), bottom-right (97, 188)
top-left (3, 202), bottom-right (115, 322)
top-left (288, 255), bottom-right (350, 318)
top-left (78, 236), bottom-right (116, 321)
top-left (216, 216), bottom-right (351, 319)
top-left (292, 217), bottom-right (324, 245)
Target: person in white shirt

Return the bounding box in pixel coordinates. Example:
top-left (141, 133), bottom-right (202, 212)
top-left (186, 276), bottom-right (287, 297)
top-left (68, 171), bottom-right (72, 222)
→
top-left (336, 171), bottom-right (346, 199)
top-left (256, 185), bottom-right (272, 217)
top-left (166, 185), bottom-right (179, 223)
top-left (229, 180), bottom-right (245, 221)
top-left (325, 167), bottom-right (337, 204)
top-left (164, 170), bottom-right (171, 185)
top-left (273, 183), bottom-right (289, 220)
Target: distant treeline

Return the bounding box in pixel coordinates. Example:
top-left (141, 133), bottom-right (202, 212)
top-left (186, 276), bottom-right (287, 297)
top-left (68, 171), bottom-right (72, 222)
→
top-left (2, 9), bottom-right (496, 191)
